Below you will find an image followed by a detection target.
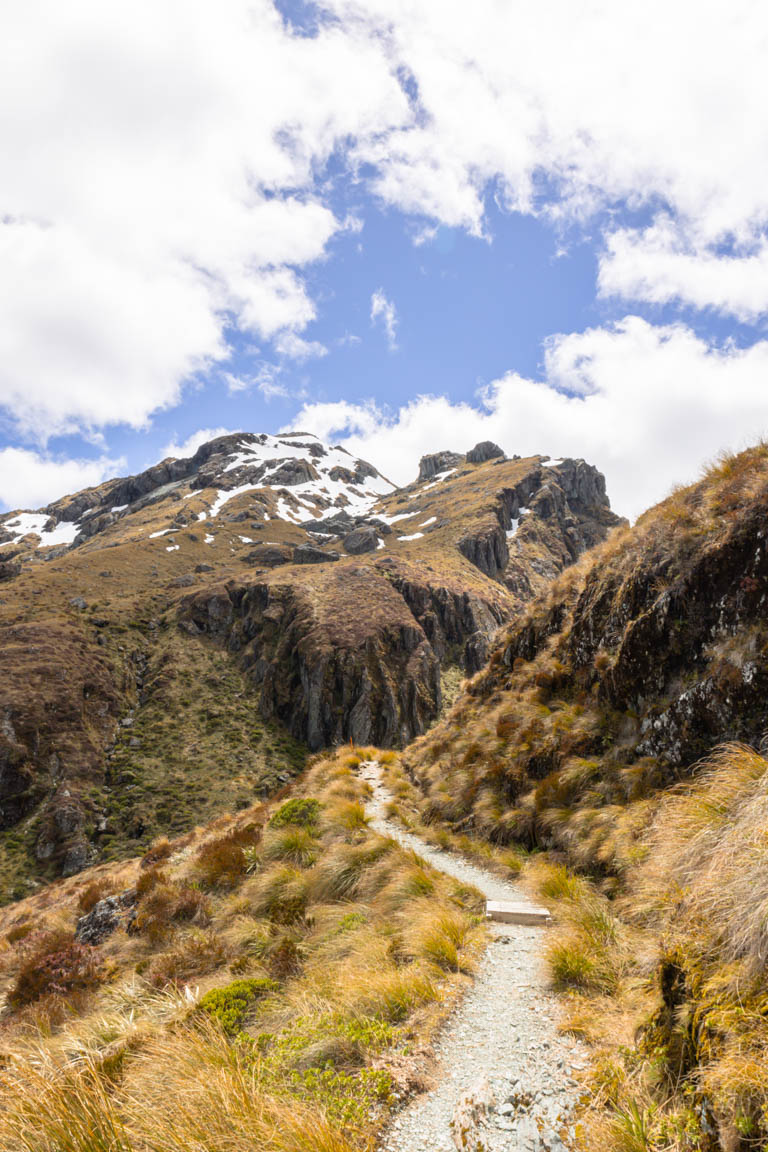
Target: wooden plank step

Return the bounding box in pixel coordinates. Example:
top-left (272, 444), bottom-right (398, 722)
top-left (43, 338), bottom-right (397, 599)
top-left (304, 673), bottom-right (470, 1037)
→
top-left (486, 899), bottom-right (551, 925)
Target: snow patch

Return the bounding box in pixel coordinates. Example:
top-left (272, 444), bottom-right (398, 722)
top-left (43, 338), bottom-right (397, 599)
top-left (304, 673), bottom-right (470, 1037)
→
top-left (399, 532), bottom-right (424, 542)
top-left (376, 509), bottom-right (419, 526)
top-left (1, 512), bottom-right (79, 548)
top-left (417, 468), bottom-right (457, 493)
top-left (420, 516), bottom-right (437, 527)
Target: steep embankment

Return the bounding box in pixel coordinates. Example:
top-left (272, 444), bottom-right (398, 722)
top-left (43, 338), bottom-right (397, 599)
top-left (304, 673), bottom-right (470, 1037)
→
top-left (398, 444), bottom-right (768, 1152)
top-left (405, 445), bottom-right (768, 869)
top-left (0, 433), bottom-right (620, 893)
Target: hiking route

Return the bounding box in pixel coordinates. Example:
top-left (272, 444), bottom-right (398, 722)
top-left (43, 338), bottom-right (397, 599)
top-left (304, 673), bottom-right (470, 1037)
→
top-left (360, 761), bottom-right (588, 1152)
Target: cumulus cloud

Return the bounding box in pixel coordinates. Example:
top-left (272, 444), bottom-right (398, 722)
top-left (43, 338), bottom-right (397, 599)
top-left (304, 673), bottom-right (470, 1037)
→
top-left (599, 220), bottom-right (768, 321)
top-left (0, 449), bottom-right (123, 513)
top-left (4, 0), bottom-right (768, 459)
top-left (162, 428), bottom-right (239, 459)
top-left (370, 289), bottom-right (398, 350)
top-left (0, 0), bottom-right (408, 441)
top-left (291, 316), bottom-right (768, 519)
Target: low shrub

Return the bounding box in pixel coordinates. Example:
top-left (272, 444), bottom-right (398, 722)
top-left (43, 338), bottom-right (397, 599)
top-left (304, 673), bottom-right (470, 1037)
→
top-left (251, 866), bottom-right (311, 925)
top-left (140, 836), bottom-right (174, 869)
top-left (147, 929), bottom-right (227, 988)
top-left (195, 836), bottom-right (248, 889)
top-left (133, 881), bottom-right (210, 943)
top-left (197, 977), bottom-right (277, 1035)
top-left (8, 930), bottom-right (103, 1007)
top-left (263, 826), bottom-right (318, 868)
top-left (77, 878), bottom-right (117, 916)
top-left (269, 798), bottom-right (321, 829)
top-left (5, 920), bottom-right (34, 946)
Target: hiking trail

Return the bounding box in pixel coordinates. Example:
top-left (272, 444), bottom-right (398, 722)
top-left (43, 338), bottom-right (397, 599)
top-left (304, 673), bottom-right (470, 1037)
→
top-left (360, 760), bottom-right (588, 1152)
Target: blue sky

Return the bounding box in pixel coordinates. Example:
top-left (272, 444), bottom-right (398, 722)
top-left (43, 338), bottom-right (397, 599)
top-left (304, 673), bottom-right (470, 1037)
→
top-left (2, 1), bottom-right (768, 518)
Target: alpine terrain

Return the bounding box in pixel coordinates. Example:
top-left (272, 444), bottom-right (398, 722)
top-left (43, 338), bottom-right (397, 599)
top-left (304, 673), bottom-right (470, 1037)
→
top-left (1, 437), bottom-right (767, 1152)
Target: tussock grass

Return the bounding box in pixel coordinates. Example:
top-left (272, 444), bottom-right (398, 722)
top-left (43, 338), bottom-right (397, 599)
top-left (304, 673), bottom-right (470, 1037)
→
top-left (0, 746), bottom-right (480, 1150)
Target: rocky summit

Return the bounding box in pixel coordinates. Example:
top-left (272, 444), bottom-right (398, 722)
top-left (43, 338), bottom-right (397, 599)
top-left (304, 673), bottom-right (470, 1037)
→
top-left (0, 432), bottom-right (620, 892)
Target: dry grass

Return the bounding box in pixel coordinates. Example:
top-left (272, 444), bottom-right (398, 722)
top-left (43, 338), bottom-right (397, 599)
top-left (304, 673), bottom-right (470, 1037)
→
top-left (0, 747), bottom-right (482, 1151)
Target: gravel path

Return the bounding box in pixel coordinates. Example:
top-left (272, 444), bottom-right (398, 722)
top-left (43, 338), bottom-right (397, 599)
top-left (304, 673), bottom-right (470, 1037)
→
top-left (361, 762), bottom-right (587, 1152)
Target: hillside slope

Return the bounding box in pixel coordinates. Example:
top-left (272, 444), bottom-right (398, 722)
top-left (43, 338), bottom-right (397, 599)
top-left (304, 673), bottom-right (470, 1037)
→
top-left (0, 433), bottom-right (620, 895)
top-left (396, 444), bottom-right (768, 1151)
top-left (404, 444), bottom-right (768, 866)
top-left (0, 748), bottom-right (485, 1152)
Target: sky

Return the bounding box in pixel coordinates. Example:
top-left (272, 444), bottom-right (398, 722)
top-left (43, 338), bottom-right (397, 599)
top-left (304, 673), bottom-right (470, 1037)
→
top-left (2, 1), bottom-right (768, 520)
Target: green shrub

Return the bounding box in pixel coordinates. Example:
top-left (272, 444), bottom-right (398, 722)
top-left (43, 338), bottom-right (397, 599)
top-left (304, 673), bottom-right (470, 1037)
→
top-left (197, 977), bottom-right (278, 1035)
top-left (269, 798), bottom-right (321, 829)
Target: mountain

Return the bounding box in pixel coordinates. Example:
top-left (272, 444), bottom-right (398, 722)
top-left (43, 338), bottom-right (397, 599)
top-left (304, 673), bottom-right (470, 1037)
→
top-left (0, 432), bottom-right (621, 895)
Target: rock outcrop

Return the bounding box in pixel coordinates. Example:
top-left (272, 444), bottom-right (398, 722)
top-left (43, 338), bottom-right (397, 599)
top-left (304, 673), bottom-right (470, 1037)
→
top-left (180, 568), bottom-right (444, 749)
top-left (418, 451), bottom-right (463, 482)
top-left (405, 443), bottom-right (768, 862)
top-left (466, 440), bottom-right (504, 464)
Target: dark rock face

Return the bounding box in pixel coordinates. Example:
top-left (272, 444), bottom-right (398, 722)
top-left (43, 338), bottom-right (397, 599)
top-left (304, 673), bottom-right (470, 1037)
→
top-left (180, 569), bottom-right (444, 750)
top-left (500, 489), bottom-right (768, 781)
top-left (389, 575), bottom-right (507, 673)
top-left (245, 544), bottom-right (293, 568)
top-left (269, 459), bottom-right (319, 486)
top-left (343, 527), bottom-right (379, 555)
top-left (418, 451), bottom-right (462, 482)
top-left (458, 524), bottom-right (509, 581)
top-left (0, 624), bottom-right (121, 870)
top-left (466, 441), bottom-right (504, 464)
top-left (293, 544), bottom-right (340, 565)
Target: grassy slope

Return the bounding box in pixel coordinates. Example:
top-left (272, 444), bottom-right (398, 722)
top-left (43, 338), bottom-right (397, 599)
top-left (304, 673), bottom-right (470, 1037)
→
top-left (0, 747), bottom-right (485, 1152)
top-left (384, 447), bottom-right (768, 1151)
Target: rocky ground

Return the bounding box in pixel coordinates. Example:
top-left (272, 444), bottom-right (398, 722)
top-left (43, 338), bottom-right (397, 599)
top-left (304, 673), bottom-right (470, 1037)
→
top-left (360, 762), bottom-right (587, 1152)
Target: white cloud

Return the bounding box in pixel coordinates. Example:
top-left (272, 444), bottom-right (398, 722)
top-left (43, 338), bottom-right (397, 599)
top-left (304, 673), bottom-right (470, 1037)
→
top-left (599, 220), bottom-right (768, 321)
top-left (333, 0), bottom-right (768, 240)
top-left (0, 449), bottom-right (123, 513)
top-left (273, 331), bottom-right (328, 361)
top-left (162, 428), bottom-right (239, 459)
top-left (370, 289), bottom-right (398, 350)
top-left (4, 0), bottom-right (768, 447)
top-left (0, 0), bottom-right (409, 440)
top-left (291, 316), bottom-right (768, 520)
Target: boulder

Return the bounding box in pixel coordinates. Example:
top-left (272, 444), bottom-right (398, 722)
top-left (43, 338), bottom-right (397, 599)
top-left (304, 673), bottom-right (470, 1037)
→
top-left (0, 560), bottom-right (21, 582)
top-left (76, 891), bottom-right (136, 945)
top-left (244, 543), bottom-right (293, 568)
top-left (293, 544), bottom-right (340, 565)
top-left (466, 440), bottom-right (504, 464)
top-left (343, 527), bottom-right (378, 555)
top-left (269, 459), bottom-right (319, 486)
